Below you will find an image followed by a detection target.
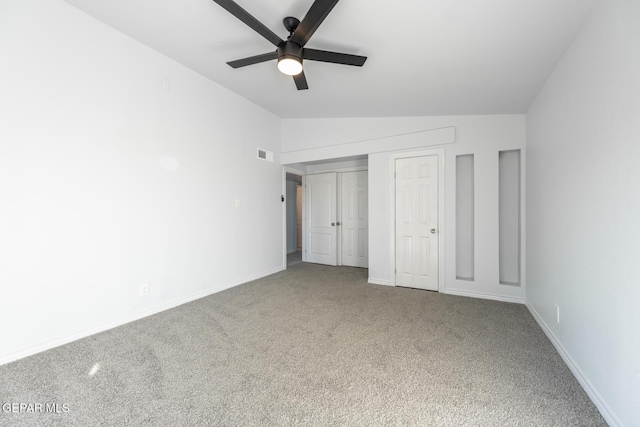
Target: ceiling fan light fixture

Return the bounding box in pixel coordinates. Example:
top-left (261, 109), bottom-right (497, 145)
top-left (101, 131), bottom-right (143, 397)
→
top-left (212, 0), bottom-right (367, 90)
top-left (277, 56), bottom-right (303, 75)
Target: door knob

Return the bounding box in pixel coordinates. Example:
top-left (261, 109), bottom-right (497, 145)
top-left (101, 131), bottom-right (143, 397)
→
top-left (430, 228), bottom-right (436, 234)
top-left (336, 222), bottom-right (341, 226)
top-left (331, 223), bottom-right (335, 226)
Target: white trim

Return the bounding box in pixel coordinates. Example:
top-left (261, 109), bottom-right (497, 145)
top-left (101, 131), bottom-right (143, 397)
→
top-left (306, 166), bottom-right (368, 174)
top-left (389, 148), bottom-right (446, 290)
top-left (282, 168), bottom-right (288, 268)
top-left (301, 174), bottom-right (307, 262)
top-left (0, 266), bottom-right (285, 367)
top-left (442, 288), bottom-right (525, 304)
top-left (526, 304), bottom-right (621, 427)
top-left (336, 172), bottom-right (343, 266)
top-left (281, 126), bottom-right (455, 165)
top-left (368, 278), bottom-right (393, 286)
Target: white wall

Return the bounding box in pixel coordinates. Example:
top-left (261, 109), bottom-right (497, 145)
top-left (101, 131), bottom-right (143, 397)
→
top-left (526, 1), bottom-right (640, 426)
top-left (282, 115), bottom-right (526, 302)
top-left (0, 0), bottom-right (283, 364)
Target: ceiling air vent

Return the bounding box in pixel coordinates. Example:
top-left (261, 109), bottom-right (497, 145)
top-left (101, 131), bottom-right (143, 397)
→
top-left (257, 148), bottom-right (274, 162)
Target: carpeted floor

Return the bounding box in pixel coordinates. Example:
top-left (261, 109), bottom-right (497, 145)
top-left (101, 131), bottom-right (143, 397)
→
top-left (0, 263), bottom-right (606, 426)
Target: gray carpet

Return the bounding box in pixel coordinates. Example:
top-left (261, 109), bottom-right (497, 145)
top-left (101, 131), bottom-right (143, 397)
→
top-left (0, 263), bottom-right (606, 426)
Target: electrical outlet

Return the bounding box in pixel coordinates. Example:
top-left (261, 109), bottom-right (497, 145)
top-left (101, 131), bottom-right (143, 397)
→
top-left (555, 304), bottom-right (560, 323)
top-left (139, 283), bottom-right (149, 296)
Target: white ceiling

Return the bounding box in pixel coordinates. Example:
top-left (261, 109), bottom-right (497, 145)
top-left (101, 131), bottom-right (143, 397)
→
top-left (63, 0), bottom-right (597, 118)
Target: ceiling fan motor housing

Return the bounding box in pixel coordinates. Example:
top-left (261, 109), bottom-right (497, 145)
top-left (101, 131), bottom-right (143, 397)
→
top-left (278, 41), bottom-right (303, 64)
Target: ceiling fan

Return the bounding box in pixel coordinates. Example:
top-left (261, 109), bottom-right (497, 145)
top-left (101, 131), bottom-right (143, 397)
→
top-left (212, 0), bottom-right (367, 90)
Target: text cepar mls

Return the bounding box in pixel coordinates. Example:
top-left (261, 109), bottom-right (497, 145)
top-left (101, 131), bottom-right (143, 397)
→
top-left (2, 403), bottom-right (70, 414)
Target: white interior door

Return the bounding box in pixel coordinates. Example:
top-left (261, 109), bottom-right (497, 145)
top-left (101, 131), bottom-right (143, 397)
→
top-left (395, 156), bottom-right (439, 290)
top-left (305, 173), bottom-right (337, 266)
top-left (341, 171), bottom-right (368, 267)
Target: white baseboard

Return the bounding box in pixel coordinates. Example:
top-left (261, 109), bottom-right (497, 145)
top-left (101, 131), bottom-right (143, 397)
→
top-left (368, 277), bottom-right (393, 286)
top-left (442, 288), bottom-right (525, 304)
top-left (526, 304), bottom-right (621, 427)
top-left (0, 266), bottom-right (285, 367)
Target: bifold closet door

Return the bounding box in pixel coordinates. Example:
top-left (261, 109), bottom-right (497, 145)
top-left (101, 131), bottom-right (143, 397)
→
top-left (341, 171), bottom-right (368, 268)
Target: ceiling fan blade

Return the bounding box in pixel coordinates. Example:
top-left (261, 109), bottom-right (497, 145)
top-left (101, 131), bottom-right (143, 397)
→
top-left (293, 71), bottom-right (309, 90)
top-left (227, 51), bottom-right (277, 68)
top-left (303, 48), bottom-right (366, 66)
top-left (290, 0), bottom-right (340, 47)
top-left (212, 0), bottom-right (284, 46)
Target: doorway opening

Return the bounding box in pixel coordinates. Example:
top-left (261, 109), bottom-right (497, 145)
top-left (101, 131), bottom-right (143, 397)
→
top-left (286, 172), bottom-right (303, 267)
top-left (282, 155), bottom-right (369, 270)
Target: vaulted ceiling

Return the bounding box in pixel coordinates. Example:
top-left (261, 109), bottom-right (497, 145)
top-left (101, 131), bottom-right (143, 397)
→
top-left (63, 0), bottom-right (597, 118)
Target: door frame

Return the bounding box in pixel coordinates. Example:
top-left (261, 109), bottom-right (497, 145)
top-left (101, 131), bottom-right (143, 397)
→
top-left (389, 149), bottom-right (445, 289)
top-left (283, 165), bottom-right (369, 268)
